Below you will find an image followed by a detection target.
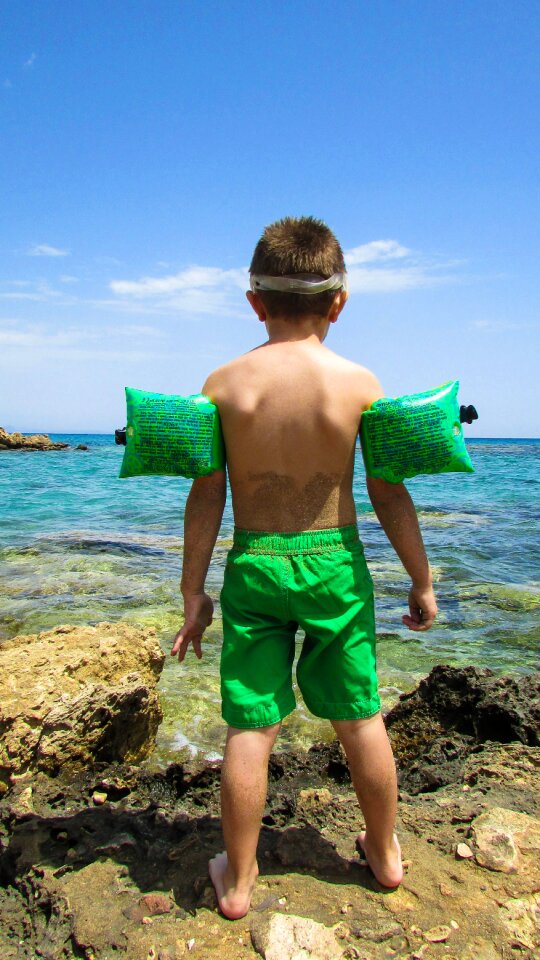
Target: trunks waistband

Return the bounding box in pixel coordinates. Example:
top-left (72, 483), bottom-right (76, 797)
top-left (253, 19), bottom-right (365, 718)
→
top-left (231, 525), bottom-right (361, 555)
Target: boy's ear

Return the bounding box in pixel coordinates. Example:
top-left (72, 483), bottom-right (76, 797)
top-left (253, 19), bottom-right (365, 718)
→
top-left (328, 289), bottom-right (348, 324)
top-left (246, 290), bottom-right (267, 322)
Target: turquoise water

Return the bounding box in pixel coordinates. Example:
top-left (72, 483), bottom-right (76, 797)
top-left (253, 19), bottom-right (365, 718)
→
top-left (1, 437), bottom-right (539, 763)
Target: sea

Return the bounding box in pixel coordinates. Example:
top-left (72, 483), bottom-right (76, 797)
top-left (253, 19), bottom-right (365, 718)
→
top-left (1, 437), bottom-right (538, 765)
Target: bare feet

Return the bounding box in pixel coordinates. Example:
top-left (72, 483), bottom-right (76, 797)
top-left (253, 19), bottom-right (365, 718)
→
top-left (208, 852), bottom-right (259, 920)
top-left (356, 831), bottom-right (403, 889)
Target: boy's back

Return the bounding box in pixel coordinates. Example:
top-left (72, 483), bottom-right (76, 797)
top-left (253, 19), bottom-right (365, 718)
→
top-left (205, 338), bottom-right (381, 531)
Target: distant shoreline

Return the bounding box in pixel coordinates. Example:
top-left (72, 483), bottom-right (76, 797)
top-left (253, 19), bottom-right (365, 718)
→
top-left (7, 433), bottom-right (540, 442)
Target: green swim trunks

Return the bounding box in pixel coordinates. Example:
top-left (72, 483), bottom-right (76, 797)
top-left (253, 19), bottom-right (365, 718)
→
top-left (220, 525), bottom-right (380, 729)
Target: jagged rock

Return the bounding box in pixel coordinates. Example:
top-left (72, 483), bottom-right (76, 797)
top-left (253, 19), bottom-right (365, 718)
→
top-left (251, 912), bottom-right (343, 960)
top-left (0, 622), bottom-right (164, 791)
top-left (387, 666), bottom-right (539, 746)
top-left (386, 666), bottom-right (540, 793)
top-left (0, 427), bottom-right (69, 450)
top-left (470, 806), bottom-right (540, 873)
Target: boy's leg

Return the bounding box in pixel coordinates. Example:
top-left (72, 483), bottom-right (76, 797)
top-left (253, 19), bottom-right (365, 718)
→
top-left (332, 712), bottom-right (403, 888)
top-left (209, 722), bottom-right (281, 919)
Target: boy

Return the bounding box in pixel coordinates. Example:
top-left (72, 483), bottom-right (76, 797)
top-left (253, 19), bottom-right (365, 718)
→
top-left (171, 217), bottom-right (437, 920)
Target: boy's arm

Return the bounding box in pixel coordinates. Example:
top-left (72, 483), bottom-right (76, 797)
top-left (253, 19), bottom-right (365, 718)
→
top-left (366, 476), bottom-right (437, 631)
top-left (171, 469), bottom-right (227, 662)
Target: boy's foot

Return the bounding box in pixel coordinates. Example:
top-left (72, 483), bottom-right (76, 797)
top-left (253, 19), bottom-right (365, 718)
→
top-left (356, 831), bottom-right (403, 889)
top-left (208, 852), bottom-right (258, 920)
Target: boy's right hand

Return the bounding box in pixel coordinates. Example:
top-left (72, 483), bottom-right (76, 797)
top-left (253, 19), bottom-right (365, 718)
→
top-left (171, 592), bottom-right (214, 662)
top-left (402, 584), bottom-right (438, 631)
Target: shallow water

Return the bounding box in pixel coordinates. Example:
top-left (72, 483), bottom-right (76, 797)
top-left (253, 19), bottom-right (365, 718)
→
top-left (1, 437), bottom-right (538, 763)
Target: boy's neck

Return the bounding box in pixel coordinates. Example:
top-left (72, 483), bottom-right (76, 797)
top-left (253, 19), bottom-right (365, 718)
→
top-left (264, 315), bottom-right (330, 344)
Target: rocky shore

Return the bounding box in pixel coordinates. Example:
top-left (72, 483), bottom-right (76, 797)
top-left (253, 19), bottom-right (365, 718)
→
top-left (0, 428), bottom-right (69, 451)
top-left (0, 623), bottom-right (538, 960)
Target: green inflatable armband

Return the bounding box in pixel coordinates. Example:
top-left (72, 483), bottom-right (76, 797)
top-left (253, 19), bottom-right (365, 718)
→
top-left (360, 380), bottom-right (474, 484)
top-left (119, 387), bottom-right (225, 479)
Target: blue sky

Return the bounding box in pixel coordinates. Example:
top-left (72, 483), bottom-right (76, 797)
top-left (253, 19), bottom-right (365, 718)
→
top-left (1, 0), bottom-right (538, 437)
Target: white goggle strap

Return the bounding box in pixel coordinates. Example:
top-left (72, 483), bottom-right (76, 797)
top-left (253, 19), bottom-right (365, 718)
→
top-left (250, 272), bottom-right (347, 295)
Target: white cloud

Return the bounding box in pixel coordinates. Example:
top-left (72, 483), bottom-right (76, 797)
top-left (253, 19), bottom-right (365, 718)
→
top-left (24, 53), bottom-right (37, 68)
top-left (346, 265), bottom-right (443, 294)
top-left (0, 320), bottom-right (167, 363)
top-left (28, 243), bottom-right (69, 258)
top-left (0, 287), bottom-right (62, 302)
top-left (60, 275), bottom-right (79, 284)
top-left (471, 318), bottom-right (535, 333)
top-left (345, 240), bottom-right (411, 266)
top-left (111, 265), bottom-right (247, 297)
top-left (109, 265), bottom-right (249, 317)
top-left (108, 240), bottom-right (456, 313)
top-left (344, 239), bottom-right (456, 293)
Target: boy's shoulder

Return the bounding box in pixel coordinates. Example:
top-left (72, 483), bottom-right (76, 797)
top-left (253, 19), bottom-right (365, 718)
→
top-left (322, 348), bottom-right (384, 404)
top-left (202, 349), bottom-right (383, 409)
top-left (202, 353), bottom-right (250, 394)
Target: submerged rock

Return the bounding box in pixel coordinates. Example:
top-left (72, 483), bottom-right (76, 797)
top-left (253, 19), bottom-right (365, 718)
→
top-left (0, 427), bottom-right (69, 451)
top-left (0, 622), bottom-right (165, 792)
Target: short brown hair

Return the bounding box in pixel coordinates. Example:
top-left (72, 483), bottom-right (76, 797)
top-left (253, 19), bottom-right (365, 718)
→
top-left (249, 216), bottom-right (346, 319)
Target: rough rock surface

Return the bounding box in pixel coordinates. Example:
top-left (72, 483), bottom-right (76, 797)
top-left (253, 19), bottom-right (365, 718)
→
top-left (385, 665), bottom-right (540, 793)
top-left (250, 912), bottom-right (342, 960)
top-left (0, 427), bottom-right (69, 451)
top-left (470, 806), bottom-right (540, 873)
top-left (0, 623), bottom-right (165, 791)
top-left (0, 665), bottom-right (537, 960)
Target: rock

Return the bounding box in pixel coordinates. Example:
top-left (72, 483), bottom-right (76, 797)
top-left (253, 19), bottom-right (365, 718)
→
top-left (350, 919), bottom-right (403, 943)
top-left (8, 785), bottom-right (34, 816)
top-left (0, 427), bottom-right (69, 451)
top-left (0, 622), bottom-right (165, 789)
top-left (387, 665), bottom-right (540, 748)
top-left (75, 443), bottom-right (89, 450)
top-left (297, 787), bottom-right (333, 812)
top-left (127, 894), bottom-right (174, 923)
top-left (251, 913), bottom-right (343, 960)
top-left (456, 842), bottom-right (474, 859)
top-left (385, 666), bottom-right (540, 794)
top-left (499, 895), bottom-right (540, 951)
top-left (470, 806), bottom-right (540, 873)
top-left (424, 924), bottom-right (452, 942)
top-left (92, 791), bottom-right (108, 805)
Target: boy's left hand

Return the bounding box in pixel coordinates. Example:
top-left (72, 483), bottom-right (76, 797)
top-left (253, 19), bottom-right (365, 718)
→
top-left (171, 592), bottom-right (214, 662)
top-left (402, 584), bottom-right (438, 632)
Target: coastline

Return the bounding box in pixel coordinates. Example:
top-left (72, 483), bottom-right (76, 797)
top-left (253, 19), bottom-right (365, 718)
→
top-left (1, 648), bottom-right (538, 960)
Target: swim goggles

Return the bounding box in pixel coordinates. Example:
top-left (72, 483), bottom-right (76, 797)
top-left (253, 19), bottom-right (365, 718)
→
top-left (250, 272), bottom-right (347, 295)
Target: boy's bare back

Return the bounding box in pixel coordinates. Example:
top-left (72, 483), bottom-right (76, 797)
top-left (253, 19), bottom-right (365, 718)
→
top-left (205, 337), bottom-right (382, 532)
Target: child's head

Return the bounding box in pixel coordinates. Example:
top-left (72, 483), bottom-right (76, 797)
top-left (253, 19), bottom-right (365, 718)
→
top-left (249, 216), bottom-right (346, 319)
